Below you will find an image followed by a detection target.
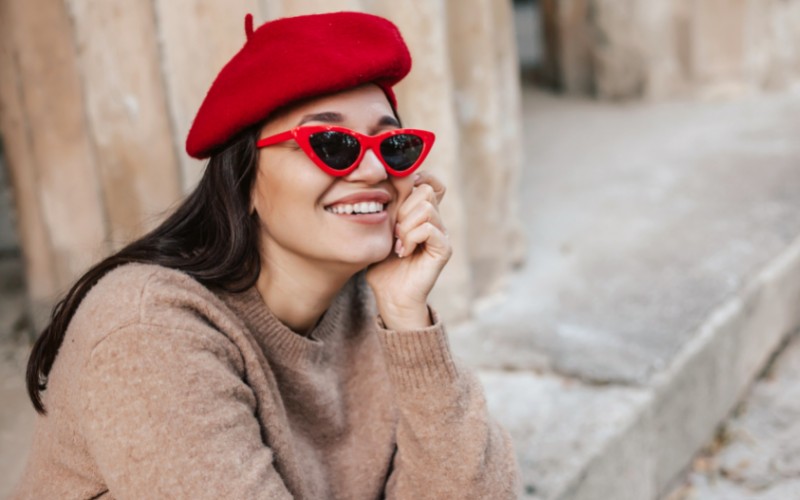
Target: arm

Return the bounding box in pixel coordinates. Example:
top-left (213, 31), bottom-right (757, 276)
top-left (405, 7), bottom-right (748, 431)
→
top-left (377, 307), bottom-right (520, 499)
top-left (79, 323), bottom-right (293, 499)
top-left (366, 173), bottom-right (518, 496)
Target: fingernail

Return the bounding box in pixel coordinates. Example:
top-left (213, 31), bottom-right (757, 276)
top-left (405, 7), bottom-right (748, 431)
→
top-left (413, 173), bottom-right (422, 183)
top-left (394, 239), bottom-right (403, 256)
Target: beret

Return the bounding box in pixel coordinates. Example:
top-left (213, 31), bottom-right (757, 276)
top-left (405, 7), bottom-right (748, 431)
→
top-left (186, 11), bottom-right (412, 159)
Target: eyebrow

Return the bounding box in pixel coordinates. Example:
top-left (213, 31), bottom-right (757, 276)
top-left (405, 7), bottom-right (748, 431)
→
top-left (297, 112), bottom-right (343, 126)
top-left (377, 115), bottom-right (401, 127)
top-left (296, 112), bottom-right (401, 129)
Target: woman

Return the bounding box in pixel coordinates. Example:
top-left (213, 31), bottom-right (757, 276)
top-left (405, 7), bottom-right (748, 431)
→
top-left (14, 11), bottom-right (519, 499)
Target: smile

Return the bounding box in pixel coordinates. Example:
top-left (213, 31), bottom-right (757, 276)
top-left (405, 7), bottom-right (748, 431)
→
top-left (324, 202), bottom-right (387, 215)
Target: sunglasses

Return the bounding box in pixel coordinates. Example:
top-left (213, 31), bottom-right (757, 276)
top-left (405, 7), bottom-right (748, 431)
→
top-left (256, 125), bottom-right (435, 177)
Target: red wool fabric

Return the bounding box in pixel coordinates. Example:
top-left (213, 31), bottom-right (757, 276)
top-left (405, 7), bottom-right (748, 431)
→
top-left (186, 11), bottom-right (412, 159)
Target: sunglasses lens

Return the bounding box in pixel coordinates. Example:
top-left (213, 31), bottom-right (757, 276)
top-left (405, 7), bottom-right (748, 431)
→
top-left (380, 134), bottom-right (425, 171)
top-left (309, 131), bottom-right (361, 170)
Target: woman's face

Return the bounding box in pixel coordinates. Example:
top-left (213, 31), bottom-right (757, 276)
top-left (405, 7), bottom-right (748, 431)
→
top-left (252, 84), bottom-right (417, 270)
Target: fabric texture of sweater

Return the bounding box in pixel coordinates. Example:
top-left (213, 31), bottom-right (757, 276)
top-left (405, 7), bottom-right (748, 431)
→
top-left (12, 263), bottom-right (519, 499)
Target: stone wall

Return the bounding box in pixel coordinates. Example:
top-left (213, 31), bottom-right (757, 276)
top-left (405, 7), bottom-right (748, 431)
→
top-left (0, 0), bottom-right (525, 329)
top-left (541, 0), bottom-right (800, 99)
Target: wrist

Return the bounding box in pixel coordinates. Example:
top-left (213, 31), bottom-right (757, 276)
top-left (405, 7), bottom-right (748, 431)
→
top-left (376, 300), bottom-right (432, 331)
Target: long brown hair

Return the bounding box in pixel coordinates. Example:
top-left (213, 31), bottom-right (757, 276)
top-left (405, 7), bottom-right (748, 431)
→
top-left (26, 127), bottom-right (262, 414)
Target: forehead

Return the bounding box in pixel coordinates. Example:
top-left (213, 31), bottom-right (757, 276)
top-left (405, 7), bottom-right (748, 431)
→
top-left (266, 84), bottom-right (395, 131)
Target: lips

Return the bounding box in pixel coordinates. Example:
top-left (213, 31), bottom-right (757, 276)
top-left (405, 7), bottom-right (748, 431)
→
top-left (326, 201), bottom-right (385, 215)
top-left (323, 190), bottom-right (392, 223)
top-left (324, 190), bottom-right (392, 208)
top-left (326, 191), bottom-right (392, 207)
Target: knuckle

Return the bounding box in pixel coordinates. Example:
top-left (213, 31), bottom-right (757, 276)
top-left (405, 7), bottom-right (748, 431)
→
top-left (397, 205), bottom-right (412, 220)
top-left (429, 174), bottom-right (446, 189)
top-left (419, 183), bottom-right (435, 196)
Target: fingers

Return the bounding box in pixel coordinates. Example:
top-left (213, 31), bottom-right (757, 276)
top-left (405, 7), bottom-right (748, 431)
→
top-left (395, 202), bottom-right (442, 257)
top-left (395, 201), bottom-right (447, 258)
top-left (396, 222), bottom-right (452, 260)
top-left (396, 199), bottom-right (444, 237)
top-left (414, 171), bottom-right (446, 204)
top-left (398, 173), bottom-right (445, 222)
top-left (393, 171), bottom-right (450, 258)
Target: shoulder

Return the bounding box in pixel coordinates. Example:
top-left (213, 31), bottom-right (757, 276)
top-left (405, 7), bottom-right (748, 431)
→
top-left (42, 263), bottom-right (254, 422)
top-left (68, 262), bottom-right (240, 353)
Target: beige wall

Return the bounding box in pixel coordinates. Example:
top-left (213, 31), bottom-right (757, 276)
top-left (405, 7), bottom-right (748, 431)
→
top-left (543, 0), bottom-right (800, 99)
top-left (0, 0), bottom-right (525, 328)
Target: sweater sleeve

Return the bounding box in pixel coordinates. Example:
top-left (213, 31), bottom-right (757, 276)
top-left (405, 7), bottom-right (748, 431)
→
top-left (376, 307), bottom-right (520, 499)
top-left (79, 322), bottom-right (293, 499)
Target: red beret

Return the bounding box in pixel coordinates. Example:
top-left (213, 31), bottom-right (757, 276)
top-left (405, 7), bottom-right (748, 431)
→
top-left (186, 11), bottom-right (412, 159)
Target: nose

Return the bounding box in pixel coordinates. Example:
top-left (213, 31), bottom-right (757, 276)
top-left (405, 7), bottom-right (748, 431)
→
top-left (345, 148), bottom-right (388, 183)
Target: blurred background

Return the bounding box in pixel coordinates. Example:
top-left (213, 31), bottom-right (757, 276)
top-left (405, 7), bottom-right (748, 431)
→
top-left (2, 0), bottom-right (800, 498)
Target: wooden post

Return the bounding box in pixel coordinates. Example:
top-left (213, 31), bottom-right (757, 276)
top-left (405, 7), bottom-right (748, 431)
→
top-left (266, 0), bottom-right (363, 19)
top-left (0, 0), bottom-right (108, 328)
top-left (491, 0), bottom-right (528, 272)
top-left (446, 0), bottom-right (525, 299)
top-left (689, 0), bottom-right (747, 96)
top-left (66, 0), bottom-right (182, 245)
top-left (154, 0), bottom-right (264, 193)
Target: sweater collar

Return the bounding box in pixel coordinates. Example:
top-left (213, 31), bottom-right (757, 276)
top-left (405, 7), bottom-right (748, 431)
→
top-left (218, 276), bottom-right (355, 365)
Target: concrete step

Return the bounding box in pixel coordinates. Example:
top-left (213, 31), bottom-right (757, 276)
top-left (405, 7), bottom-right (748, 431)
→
top-left (665, 330), bottom-right (800, 499)
top-left (451, 87), bottom-right (800, 499)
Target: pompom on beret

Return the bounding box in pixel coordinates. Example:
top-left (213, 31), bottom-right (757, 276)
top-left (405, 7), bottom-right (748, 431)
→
top-left (186, 11), bottom-right (412, 159)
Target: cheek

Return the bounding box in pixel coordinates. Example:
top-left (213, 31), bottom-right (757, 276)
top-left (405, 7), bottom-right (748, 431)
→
top-left (253, 159), bottom-right (332, 223)
top-left (391, 176), bottom-right (414, 214)
top-left (393, 177), bottom-right (416, 206)
top-left (251, 175), bottom-right (270, 215)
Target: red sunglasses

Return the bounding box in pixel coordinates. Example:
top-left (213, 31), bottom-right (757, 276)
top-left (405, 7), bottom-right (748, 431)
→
top-left (256, 125), bottom-right (435, 177)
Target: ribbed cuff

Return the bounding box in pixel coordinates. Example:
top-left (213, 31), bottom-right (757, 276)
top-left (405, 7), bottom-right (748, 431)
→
top-left (376, 306), bottom-right (459, 390)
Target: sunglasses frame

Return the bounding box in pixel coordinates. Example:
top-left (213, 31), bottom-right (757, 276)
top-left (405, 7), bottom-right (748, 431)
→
top-left (256, 125), bottom-right (436, 178)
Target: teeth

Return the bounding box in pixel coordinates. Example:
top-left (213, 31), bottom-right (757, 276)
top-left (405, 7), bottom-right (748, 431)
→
top-left (326, 202), bottom-right (386, 214)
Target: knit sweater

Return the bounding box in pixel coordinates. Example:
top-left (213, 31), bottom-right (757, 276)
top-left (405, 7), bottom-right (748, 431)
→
top-left (12, 263), bottom-right (519, 499)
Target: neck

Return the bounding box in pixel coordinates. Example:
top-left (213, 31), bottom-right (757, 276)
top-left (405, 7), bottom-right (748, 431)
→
top-left (256, 242), bottom-right (358, 336)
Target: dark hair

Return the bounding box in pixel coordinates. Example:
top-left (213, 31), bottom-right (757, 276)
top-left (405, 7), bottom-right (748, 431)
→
top-left (26, 126), bottom-right (262, 414)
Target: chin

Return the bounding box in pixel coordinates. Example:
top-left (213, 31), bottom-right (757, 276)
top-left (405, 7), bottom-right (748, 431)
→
top-left (345, 246), bottom-right (393, 266)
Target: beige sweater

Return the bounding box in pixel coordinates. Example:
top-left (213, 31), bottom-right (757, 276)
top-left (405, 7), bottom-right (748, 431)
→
top-left (13, 263), bottom-right (519, 499)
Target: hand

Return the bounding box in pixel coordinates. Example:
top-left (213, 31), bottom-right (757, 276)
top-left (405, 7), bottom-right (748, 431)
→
top-left (365, 172), bottom-right (452, 329)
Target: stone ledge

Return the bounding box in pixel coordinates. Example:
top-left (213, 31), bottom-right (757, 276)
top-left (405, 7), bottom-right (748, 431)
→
top-left (477, 234), bottom-right (800, 499)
